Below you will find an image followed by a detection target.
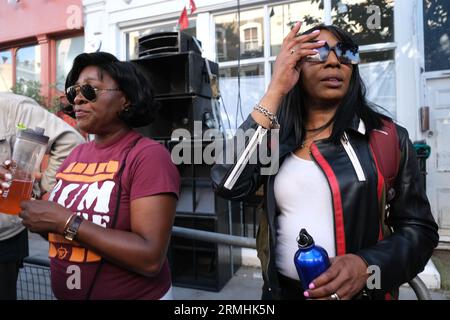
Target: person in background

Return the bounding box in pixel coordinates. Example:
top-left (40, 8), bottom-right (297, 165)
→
top-left (8, 52), bottom-right (180, 300)
top-left (0, 92), bottom-right (85, 299)
top-left (211, 23), bottom-right (439, 300)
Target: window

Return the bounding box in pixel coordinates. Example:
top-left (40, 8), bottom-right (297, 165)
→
top-left (214, 8), bottom-right (265, 130)
top-left (125, 21), bottom-right (197, 60)
top-left (56, 36), bottom-right (84, 91)
top-left (219, 64), bottom-right (265, 130)
top-left (423, 0), bottom-right (450, 72)
top-left (270, 1), bottom-right (323, 56)
top-left (359, 50), bottom-right (396, 117)
top-left (214, 9), bottom-right (264, 62)
top-left (332, 0), bottom-right (396, 117)
top-left (16, 45), bottom-right (41, 83)
top-left (241, 24), bottom-right (261, 54)
top-left (0, 50), bottom-right (12, 91)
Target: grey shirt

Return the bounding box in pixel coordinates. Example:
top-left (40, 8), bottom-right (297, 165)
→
top-left (0, 92), bottom-right (84, 240)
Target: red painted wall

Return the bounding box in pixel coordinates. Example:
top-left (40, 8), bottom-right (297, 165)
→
top-left (0, 0), bottom-right (83, 44)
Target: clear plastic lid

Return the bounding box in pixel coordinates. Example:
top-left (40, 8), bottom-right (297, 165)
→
top-left (17, 127), bottom-right (49, 145)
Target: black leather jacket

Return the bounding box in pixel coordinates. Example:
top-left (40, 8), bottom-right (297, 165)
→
top-left (211, 115), bottom-right (439, 300)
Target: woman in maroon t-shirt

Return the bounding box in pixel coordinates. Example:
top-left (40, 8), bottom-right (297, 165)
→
top-left (17, 52), bottom-right (180, 299)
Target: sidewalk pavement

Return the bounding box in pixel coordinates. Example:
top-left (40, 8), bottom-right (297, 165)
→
top-left (26, 232), bottom-right (449, 300)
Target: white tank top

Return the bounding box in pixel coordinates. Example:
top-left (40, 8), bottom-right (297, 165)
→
top-left (274, 153), bottom-right (335, 280)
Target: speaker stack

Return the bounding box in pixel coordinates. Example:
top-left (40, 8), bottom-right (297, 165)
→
top-left (134, 31), bottom-right (241, 292)
top-left (133, 32), bottom-right (218, 140)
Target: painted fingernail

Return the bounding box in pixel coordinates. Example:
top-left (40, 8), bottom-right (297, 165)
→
top-left (4, 173), bottom-right (12, 181)
top-left (317, 40), bottom-right (326, 44)
top-left (0, 189), bottom-right (2, 195)
top-left (312, 30), bottom-right (320, 34)
top-left (1, 182), bottom-right (11, 189)
top-left (4, 160), bottom-right (11, 166)
top-left (313, 49), bottom-right (319, 53)
top-left (309, 283), bottom-right (315, 289)
top-left (304, 291), bottom-right (310, 297)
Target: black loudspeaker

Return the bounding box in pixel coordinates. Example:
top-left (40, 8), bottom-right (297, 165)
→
top-left (133, 52), bottom-right (218, 99)
top-left (138, 31), bottom-right (201, 58)
top-left (135, 95), bottom-right (217, 140)
top-left (168, 181), bottom-right (242, 292)
top-left (134, 32), bottom-right (239, 292)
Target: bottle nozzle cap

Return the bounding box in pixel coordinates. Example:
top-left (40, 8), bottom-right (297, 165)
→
top-left (297, 228), bottom-right (315, 248)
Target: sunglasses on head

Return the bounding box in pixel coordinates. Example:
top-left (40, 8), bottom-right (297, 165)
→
top-left (66, 84), bottom-right (120, 105)
top-left (304, 41), bottom-right (360, 65)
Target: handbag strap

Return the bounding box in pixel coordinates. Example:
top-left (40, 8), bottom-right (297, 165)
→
top-left (86, 135), bottom-right (142, 299)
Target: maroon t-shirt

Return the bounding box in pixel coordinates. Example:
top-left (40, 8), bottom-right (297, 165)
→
top-left (48, 130), bottom-right (180, 299)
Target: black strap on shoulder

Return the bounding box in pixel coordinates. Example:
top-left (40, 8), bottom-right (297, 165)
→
top-left (85, 135), bottom-right (143, 299)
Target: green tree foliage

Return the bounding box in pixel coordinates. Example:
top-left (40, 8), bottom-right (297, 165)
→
top-left (11, 79), bottom-right (61, 113)
top-left (11, 79), bottom-right (45, 106)
top-left (303, 0), bottom-right (394, 45)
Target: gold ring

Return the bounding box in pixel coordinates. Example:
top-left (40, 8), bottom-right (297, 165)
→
top-left (290, 49), bottom-right (295, 55)
top-left (330, 293), bottom-right (340, 300)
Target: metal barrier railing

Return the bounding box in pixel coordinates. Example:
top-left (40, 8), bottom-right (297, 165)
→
top-left (17, 226), bottom-right (431, 300)
top-left (408, 276), bottom-right (432, 300)
top-left (17, 256), bottom-right (55, 300)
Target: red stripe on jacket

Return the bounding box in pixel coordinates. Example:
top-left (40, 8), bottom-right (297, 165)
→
top-left (369, 144), bottom-right (385, 241)
top-left (310, 143), bottom-right (346, 256)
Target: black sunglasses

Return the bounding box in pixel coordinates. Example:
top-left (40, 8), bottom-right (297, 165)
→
top-left (66, 84), bottom-right (120, 104)
top-left (305, 41), bottom-right (360, 65)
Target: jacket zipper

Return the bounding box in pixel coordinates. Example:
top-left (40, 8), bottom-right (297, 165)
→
top-left (341, 133), bottom-right (366, 182)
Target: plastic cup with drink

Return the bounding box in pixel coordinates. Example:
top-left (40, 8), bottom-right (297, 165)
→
top-left (0, 127), bottom-right (49, 215)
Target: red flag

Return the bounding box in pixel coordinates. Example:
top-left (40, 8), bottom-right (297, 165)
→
top-left (178, 6), bottom-right (189, 30)
top-left (189, 0), bottom-right (197, 14)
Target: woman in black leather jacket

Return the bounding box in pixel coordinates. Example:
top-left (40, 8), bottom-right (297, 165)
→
top-left (211, 23), bottom-right (439, 300)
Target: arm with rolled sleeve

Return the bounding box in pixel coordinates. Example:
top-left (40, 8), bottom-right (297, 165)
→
top-left (8, 95), bottom-right (85, 193)
top-left (0, 93), bottom-right (84, 240)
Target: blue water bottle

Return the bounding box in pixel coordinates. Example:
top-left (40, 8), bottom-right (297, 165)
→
top-left (294, 228), bottom-right (330, 291)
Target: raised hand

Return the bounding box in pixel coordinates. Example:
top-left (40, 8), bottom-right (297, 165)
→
top-left (268, 22), bottom-right (325, 98)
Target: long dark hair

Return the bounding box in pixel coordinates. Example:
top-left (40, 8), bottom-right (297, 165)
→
top-left (277, 25), bottom-right (386, 145)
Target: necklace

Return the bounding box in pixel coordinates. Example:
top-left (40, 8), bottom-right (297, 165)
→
top-left (305, 117), bottom-right (335, 132)
top-left (300, 132), bottom-right (324, 149)
top-left (300, 124), bottom-right (333, 150)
